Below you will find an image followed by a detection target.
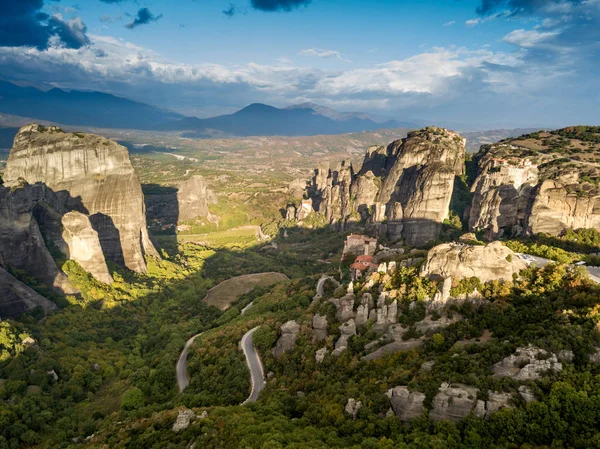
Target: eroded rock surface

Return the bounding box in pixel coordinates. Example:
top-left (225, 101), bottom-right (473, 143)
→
top-left (272, 320), bottom-right (300, 358)
top-left (421, 241), bottom-right (526, 283)
top-left (492, 346), bottom-right (562, 380)
top-left (298, 127), bottom-right (465, 245)
top-left (386, 386), bottom-right (425, 422)
top-left (469, 135), bottom-right (600, 239)
top-left (177, 175), bottom-right (217, 223)
top-left (429, 383), bottom-right (483, 422)
top-left (5, 124), bottom-right (158, 273)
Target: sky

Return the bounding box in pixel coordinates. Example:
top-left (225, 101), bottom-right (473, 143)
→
top-left (0, 0), bottom-right (598, 129)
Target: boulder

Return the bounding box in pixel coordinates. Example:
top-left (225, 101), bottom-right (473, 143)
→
top-left (421, 241), bottom-right (526, 284)
top-left (272, 320), bottom-right (300, 358)
top-left (315, 347), bottom-right (328, 363)
top-left (333, 319), bottom-right (356, 356)
top-left (345, 398), bottom-right (362, 420)
top-left (429, 383), bottom-right (481, 422)
top-left (492, 346), bottom-right (562, 380)
top-left (172, 409), bottom-right (195, 432)
top-left (312, 314), bottom-right (328, 342)
top-left (386, 386), bottom-right (425, 422)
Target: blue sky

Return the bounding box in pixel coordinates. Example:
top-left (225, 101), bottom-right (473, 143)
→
top-left (0, 0), bottom-right (598, 128)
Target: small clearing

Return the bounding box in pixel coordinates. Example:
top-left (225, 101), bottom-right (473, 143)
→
top-left (204, 272), bottom-right (289, 310)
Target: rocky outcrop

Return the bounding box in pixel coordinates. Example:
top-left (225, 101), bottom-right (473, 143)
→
top-left (299, 128), bottom-right (466, 245)
top-left (176, 175), bottom-right (217, 223)
top-left (333, 319), bottom-right (356, 356)
top-left (527, 179), bottom-right (600, 234)
top-left (61, 212), bottom-right (113, 284)
top-left (4, 124), bottom-right (158, 273)
top-left (421, 241), bottom-right (526, 284)
top-left (345, 398), bottom-right (362, 420)
top-left (386, 386), bottom-right (426, 422)
top-left (0, 183), bottom-right (78, 295)
top-left (172, 409), bottom-right (196, 432)
top-left (469, 138), bottom-right (600, 239)
top-left (429, 383), bottom-right (484, 422)
top-left (0, 266), bottom-right (57, 319)
top-left (272, 320), bottom-right (300, 358)
top-left (492, 345), bottom-right (562, 380)
top-left (312, 314), bottom-right (328, 342)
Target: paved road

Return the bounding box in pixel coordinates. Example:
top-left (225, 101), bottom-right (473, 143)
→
top-left (314, 275), bottom-right (339, 300)
top-left (516, 253), bottom-right (600, 283)
top-left (176, 332), bottom-right (203, 393)
top-left (240, 326), bottom-right (265, 405)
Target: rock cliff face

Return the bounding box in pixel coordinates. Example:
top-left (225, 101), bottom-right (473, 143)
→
top-left (0, 183), bottom-right (79, 294)
top-left (299, 127), bottom-right (466, 245)
top-left (176, 175), bottom-right (218, 223)
top-left (4, 124), bottom-right (158, 273)
top-left (0, 266), bottom-right (58, 319)
top-left (469, 130), bottom-right (600, 239)
top-left (421, 241), bottom-right (526, 283)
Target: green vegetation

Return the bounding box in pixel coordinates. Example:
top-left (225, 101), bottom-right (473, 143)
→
top-left (83, 260), bottom-right (600, 449)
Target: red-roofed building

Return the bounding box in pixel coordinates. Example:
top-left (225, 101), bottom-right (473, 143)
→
top-left (350, 255), bottom-right (378, 279)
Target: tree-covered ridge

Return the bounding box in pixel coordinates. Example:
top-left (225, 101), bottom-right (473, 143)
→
top-left (0, 226), bottom-right (343, 448)
top-left (77, 254), bottom-right (600, 449)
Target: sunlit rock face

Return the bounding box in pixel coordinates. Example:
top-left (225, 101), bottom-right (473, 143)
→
top-left (421, 241), bottom-right (526, 284)
top-left (4, 124), bottom-right (158, 273)
top-left (468, 140), bottom-right (600, 239)
top-left (300, 127), bottom-right (466, 245)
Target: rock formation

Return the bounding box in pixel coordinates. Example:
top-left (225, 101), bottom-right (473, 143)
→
top-left (60, 212), bottom-right (113, 284)
top-left (4, 124), bottom-right (158, 274)
top-left (176, 175), bottom-right (218, 223)
top-left (312, 314), bottom-right (328, 342)
top-left (421, 241), bottom-right (526, 284)
top-left (468, 132), bottom-right (600, 239)
top-left (492, 345), bottom-right (562, 380)
top-left (332, 319), bottom-right (356, 356)
top-left (386, 386), bottom-right (426, 422)
top-left (298, 127), bottom-right (466, 245)
top-left (272, 320), bottom-right (300, 358)
top-left (0, 266), bottom-right (57, 319)
top-left (429, 383), bottom-right (484, 422)
top-left (0, 183), bottom-right (78, 294)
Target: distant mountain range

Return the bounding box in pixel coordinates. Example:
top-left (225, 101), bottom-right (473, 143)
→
top-left (0, 80), bottom-right (184, 130)
top-left (159, 103), bottom-right (419, 138)
top-left (0, 80), bottom-right (419, 137)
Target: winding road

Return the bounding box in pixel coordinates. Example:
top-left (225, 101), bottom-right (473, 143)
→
top-left (176, 333), bottom-right (203, 393)
top-left (240, 326), bottom-right (265, 405)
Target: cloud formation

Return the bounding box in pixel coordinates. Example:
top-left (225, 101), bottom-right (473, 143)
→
top-left (299, 48), bottom-right (351, 62)
top-left (0, 0), bottom-right (89, 49)
top-left (126, 8), bottom-right (162, 29)
top-left (251, 0), bottom-right (312, 12)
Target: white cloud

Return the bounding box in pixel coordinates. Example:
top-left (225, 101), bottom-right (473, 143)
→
top-left (444, 20), bottom-right (456, 26)
top-left (503, 29), bottom-right (560, 47)
top-left (465, 18), bottom-right (481, 27)
top-left (0, 34), bottom-right (572, 116)
top-left (298, 48), bottom-right (351, 62)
